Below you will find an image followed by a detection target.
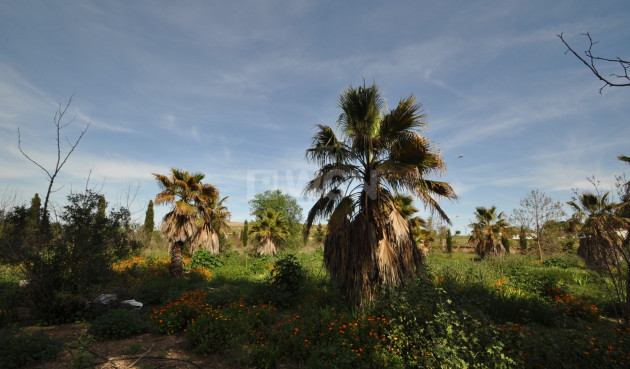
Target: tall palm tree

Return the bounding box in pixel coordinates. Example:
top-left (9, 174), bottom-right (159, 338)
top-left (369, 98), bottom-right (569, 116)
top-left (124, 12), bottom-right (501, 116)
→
top-left (250, 209), bottom-right (290, 256)
top-left (468, 206), bottom-right (510, 259)
top-left (153, 168), bottom-right (219, 276)
top-left (304, 82), bottom-right (456, 306)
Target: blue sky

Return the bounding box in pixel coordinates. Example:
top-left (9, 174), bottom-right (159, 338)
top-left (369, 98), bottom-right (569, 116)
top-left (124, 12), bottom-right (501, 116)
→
top-left (1, 0), bottom-right (629, 234)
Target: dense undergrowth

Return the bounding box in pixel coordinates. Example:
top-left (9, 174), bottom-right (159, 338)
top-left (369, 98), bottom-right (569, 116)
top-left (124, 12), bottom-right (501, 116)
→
top-left (1, 250), bottom-right (629, 368)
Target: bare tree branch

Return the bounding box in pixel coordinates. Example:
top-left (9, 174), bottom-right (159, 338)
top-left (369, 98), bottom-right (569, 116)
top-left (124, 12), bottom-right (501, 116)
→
top-left (17, 95), bottom-right (90, 218)
top-left (558, 32), bottom-right (630, 93)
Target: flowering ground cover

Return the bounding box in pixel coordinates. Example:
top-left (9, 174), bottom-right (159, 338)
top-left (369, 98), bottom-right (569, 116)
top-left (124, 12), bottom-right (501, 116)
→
top-left (2, 251), bottom-right (630, 368)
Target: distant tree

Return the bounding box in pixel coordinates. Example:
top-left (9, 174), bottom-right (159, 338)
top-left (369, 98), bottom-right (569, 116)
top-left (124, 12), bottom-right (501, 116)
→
top-left (153, 168), bottom-right (220, 276)
top-left (501, 234), bottom-right (511, 254)
top-left (249, 189), bottom-right (303, 225)
top-left (250, 209), bottom-right (290, 256)
top-left (511, 189), bottom-right (566, 260)
top-left (249, 189), bottom-right (303, 248)
top-left (25, 194), bottom-right (41, 246)
top-left (241, 220), bottom-right (249, 247)
top-left (446, 229), bottom-right (453, 253)
top-left (27, 193), bottom-right (41, 228)
top-left (518, 225), bottom-right (528, 252)
top-left (313, 223), bottom-right (325, 243)
top-left (558, 32), bottom-right (630, 93)
top-left (469, 206), bottom-right (510, 259)
top-left (143, 200), bottom-right (155, 234)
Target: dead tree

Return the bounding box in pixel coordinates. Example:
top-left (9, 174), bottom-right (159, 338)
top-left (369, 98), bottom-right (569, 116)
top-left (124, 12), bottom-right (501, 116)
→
top-left (558, 32), bottom-right (630, 93)
top-left (17, 95), bottom-right (90, 220)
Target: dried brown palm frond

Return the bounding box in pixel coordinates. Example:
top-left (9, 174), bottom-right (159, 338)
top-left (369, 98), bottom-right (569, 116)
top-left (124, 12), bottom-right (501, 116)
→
top-left (324, 196), bottom-right (424, 306)
top-left (161, 211), bottom-right (196, 250)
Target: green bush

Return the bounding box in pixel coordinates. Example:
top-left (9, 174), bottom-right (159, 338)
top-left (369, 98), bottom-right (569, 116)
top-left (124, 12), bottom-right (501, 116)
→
top-left (373, 278), bottom-right (518, 368)
top-left (190, 249), bottom-right (223, 269)
top-left (0, 329), bottom-right (62, 369)
top-left (268, 254), bottom-right (306, 307)
top-left (542, 256), bottom-right (580, 269)
top-left (0, 190), bottom-right (141, 324)
top-left (248, 254), bottom-right (273, 275)
top-left (186, 307), bottom-right (249, 359)
top-left (87, 309), bottom-right (146, 340)
top-left (270, 254), bottom-right (305, 294)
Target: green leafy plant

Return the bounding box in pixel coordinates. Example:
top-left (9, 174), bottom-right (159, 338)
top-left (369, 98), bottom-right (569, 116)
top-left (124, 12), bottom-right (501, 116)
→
top-left (268, 254), bottom-right (306, 306)
top-left (68, 330), bottom-right (96, 369)
top-left (190, 249), bottom-right (224, 269)
top-left (0, 329), bottom-right (62, 369)
top-left (87, 309), bottom-right (147, 340)
top-left (542, 256), bottom-right (580, 269)
top-left (186, 306), bottom-right (249, 359)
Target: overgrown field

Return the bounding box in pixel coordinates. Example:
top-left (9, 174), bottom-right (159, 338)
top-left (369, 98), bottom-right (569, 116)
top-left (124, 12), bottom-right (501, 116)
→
top-left (1, 250), bottom-right (629, 368)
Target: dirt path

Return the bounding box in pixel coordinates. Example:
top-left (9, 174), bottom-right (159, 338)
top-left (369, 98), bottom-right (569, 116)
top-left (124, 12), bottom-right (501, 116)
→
top-left (23, 323), bottom-right (233, 369)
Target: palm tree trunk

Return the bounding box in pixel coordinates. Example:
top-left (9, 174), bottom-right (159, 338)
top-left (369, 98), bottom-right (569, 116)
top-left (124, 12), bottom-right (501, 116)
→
top-left (169, 241), bottom-right (184, 277)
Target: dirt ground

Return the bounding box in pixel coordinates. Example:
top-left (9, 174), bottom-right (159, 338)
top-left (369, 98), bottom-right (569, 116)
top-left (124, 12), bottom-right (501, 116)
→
top-left (22, 323), bottom-right (234, 369)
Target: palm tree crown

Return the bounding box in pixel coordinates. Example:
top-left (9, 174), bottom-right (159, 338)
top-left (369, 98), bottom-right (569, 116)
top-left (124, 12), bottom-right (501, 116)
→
top-left (304, 82), bottom-right (456, 305)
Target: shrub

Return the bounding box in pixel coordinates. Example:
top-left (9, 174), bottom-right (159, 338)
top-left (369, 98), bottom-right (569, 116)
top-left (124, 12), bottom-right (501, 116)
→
top-left (152, 289), bottom-right (209, 334)
top-left (0, 190), bottom-right (141, 324)
top-left (186, 306), bottom-right (249, 358)
top-left (190, 249), bottom-right (223, 269)
top-left (0, 329), bottom-right (62, 369)
top-left (542, 256), bottom-right (580, 269)
top-left (373, 278), bottom-right (518, 368)
top-left (270, 254), bottom-right (305, 293)
top-left (248, 254), bottom-right (273, 275)
top-left (87, 309), bottom-right (147, 340)
top-left (268, 254), bottom-right (306, 307)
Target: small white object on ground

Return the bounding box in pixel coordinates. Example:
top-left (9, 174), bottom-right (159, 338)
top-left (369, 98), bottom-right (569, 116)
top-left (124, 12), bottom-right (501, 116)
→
top-left (121, 299), bottom-right (143, 308)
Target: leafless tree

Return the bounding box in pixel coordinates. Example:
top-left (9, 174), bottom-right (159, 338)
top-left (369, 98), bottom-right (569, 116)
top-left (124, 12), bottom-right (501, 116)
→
top-left (511, 189), bottom-right (566, 260)
top-left (558, 32), bottom-right (630, 93)
top-left (17, 95), bottom-right (90, 220)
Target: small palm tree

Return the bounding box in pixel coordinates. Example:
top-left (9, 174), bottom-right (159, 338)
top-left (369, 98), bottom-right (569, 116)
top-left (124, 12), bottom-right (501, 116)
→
top-left (250, 209), bottom-right (290, 256)
top-left (468, 206), bottom-right (510, 259)
top-left (192, 196), bottom-right (231, 255)
top-left (304, 82), bottom-right (456, 305)
top-left (153, 168), bottom-right (219, 276)
top-left (567, 191), bottom-right (625, 266)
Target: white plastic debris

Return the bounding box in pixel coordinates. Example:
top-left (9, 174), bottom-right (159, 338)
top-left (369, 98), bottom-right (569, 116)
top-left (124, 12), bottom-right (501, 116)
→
top-left (121, 299), bottom-right (143, 308)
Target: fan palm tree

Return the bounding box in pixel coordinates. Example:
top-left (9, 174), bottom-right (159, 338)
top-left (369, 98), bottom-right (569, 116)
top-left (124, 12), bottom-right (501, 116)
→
top-left (250, 209), bottom-right (290, 256)
top-left (191, 195), bottom-right (231, 255)
top-left (468, 206), bottom-right (510, 259)
top-left (304, 82), bottom-right (456, 306)
top-left (567, 191), bottom-right (626, 267)
top-left (153, 168), bottom-right (219, 276)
